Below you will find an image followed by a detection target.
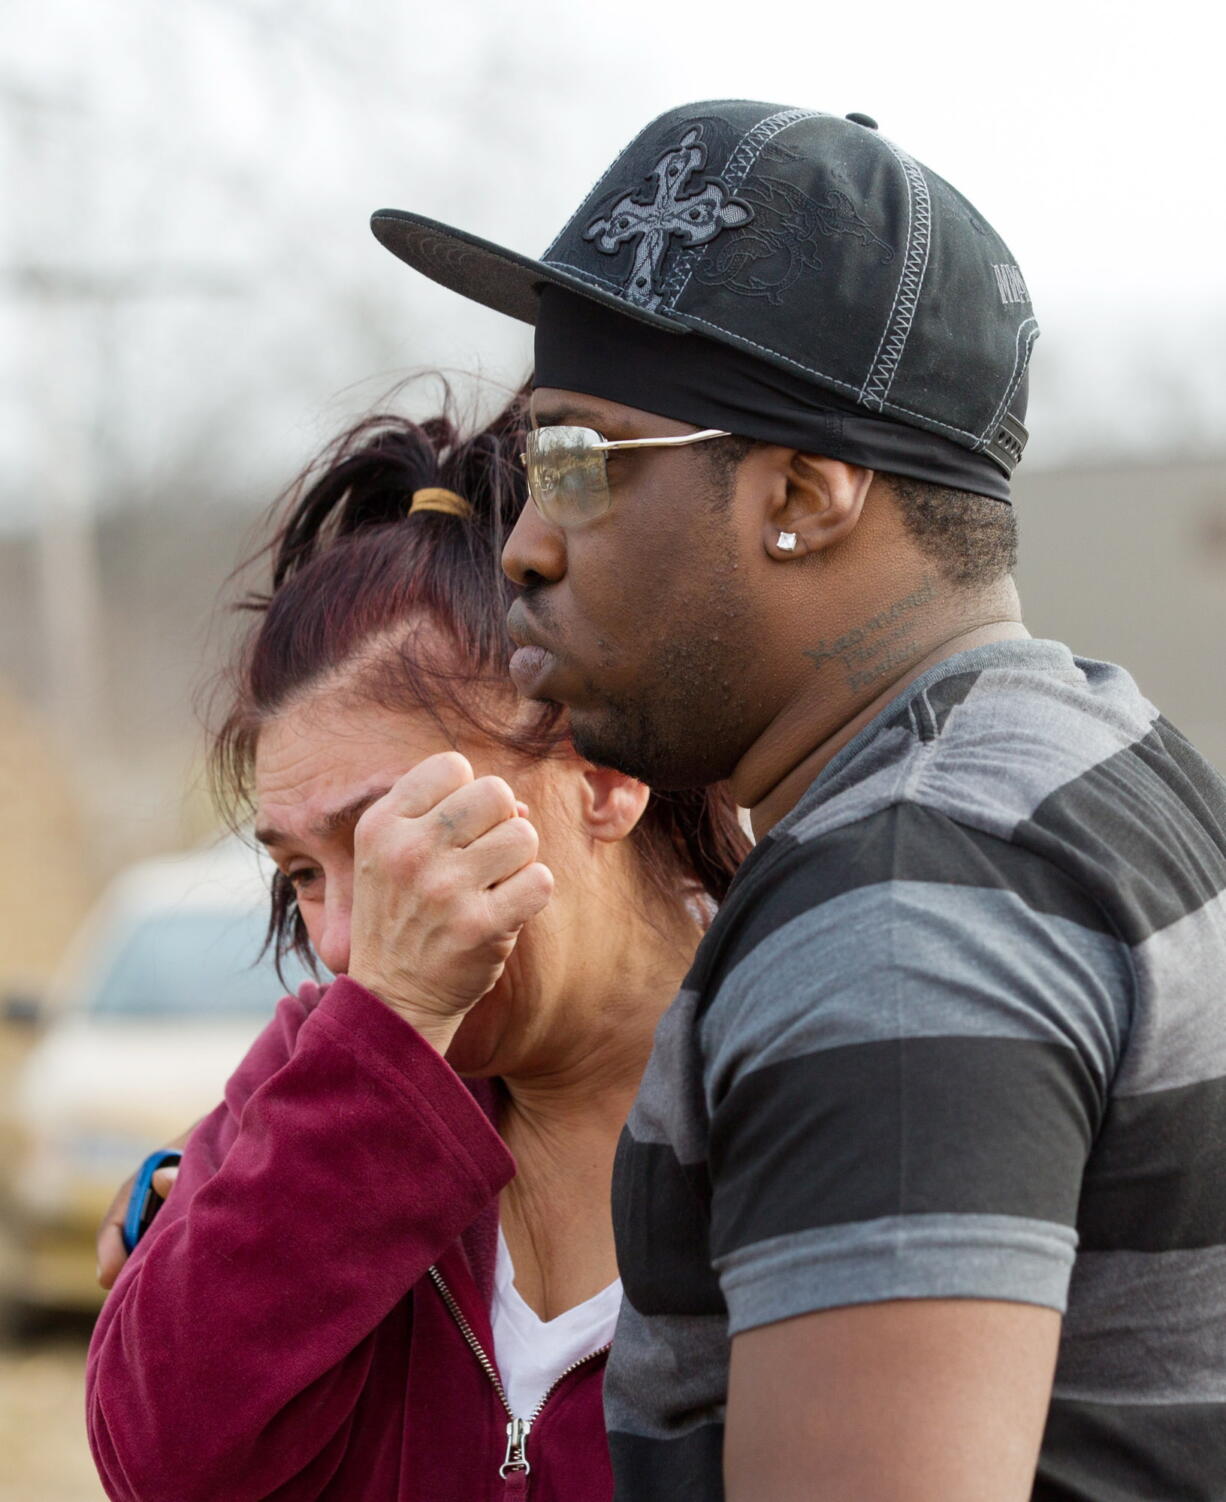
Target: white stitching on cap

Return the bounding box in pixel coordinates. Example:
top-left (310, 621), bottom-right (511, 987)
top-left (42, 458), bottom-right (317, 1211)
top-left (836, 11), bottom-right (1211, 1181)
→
top-left (677, 311), bottom-right (985, 441)
top-left (542, 261), bottom-right (629, 295)
top-left (725, 109), bottom-right (827, 185)
top-left (859, 136), bottom-right (932, 410)
top-left (978, 317), bottom-right (1040, 445)
top-left (875, 400), bottom-right (977, 442)
top-left (677, 312), bottom-right (870, 399)
top-left (659, 107), bottom-right (826, 311)
top-left (857, 142), bottom-right (912, 405)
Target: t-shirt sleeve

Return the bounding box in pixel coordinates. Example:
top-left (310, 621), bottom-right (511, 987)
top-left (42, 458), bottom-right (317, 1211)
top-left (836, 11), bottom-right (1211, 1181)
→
top-left (702, 804), bottom-right (1134, 1337)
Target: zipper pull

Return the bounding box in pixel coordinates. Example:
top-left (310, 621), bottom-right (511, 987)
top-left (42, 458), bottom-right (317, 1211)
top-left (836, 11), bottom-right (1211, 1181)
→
top-left (500, 1416), bottom-right (532, 1495)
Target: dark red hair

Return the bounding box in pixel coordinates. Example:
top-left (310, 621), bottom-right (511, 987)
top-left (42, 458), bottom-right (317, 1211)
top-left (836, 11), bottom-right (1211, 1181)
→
top-left (213, 381), bottom-right (750, 972)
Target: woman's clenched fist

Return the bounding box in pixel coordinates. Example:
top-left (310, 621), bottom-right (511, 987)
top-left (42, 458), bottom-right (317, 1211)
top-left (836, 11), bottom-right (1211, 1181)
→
top-left (347, 752), bottom-right (554, 1053)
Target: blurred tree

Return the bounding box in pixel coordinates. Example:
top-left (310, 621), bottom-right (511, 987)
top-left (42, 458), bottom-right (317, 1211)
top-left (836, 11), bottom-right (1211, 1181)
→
top-left (0, 686), bottom-right (91, 985)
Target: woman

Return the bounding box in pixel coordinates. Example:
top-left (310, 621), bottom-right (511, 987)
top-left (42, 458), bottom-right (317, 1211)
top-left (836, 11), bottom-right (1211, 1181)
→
top-left (87, 388), bottom-right (749, 1502)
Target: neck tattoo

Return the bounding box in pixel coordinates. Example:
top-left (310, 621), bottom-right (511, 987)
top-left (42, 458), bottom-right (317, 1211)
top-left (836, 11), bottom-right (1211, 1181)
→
top-left (803, 576), bottom-right (937, 693)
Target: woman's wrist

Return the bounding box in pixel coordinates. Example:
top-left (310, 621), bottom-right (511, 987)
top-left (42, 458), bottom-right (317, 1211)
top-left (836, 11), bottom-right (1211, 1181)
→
top-left (346, 970), bottom-right (466, 1057)
top-left (385, 1002), bottom-right (464, 1057)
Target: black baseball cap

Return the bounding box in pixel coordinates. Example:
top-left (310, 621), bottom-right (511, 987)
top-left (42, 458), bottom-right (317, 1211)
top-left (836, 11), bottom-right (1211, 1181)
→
top-left (371, 101), bottom-right (1037, 497)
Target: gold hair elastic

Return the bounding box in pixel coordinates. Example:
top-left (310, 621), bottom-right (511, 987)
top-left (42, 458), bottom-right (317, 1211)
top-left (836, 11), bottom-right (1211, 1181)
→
top-left (409, 487), bottom-right (472, 520)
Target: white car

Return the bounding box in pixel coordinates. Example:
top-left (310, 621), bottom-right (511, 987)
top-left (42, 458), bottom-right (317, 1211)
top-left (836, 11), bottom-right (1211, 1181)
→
top-left (0, 837), bottom-right (309, 1317)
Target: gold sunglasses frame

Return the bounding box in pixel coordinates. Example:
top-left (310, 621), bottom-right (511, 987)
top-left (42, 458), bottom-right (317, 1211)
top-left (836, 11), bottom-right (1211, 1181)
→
top-left (520, 426), bottom-right (731, 526)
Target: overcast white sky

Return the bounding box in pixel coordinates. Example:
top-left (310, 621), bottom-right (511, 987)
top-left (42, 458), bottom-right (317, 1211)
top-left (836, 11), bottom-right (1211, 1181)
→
top-left (413, 0), bottom-right (1226, 311)
top-left (3, 0), bottom-right (1223, 526)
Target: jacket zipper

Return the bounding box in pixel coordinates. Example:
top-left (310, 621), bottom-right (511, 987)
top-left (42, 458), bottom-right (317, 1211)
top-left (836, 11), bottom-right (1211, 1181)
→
top-left (427, 1263), bottom-right (612, 1494)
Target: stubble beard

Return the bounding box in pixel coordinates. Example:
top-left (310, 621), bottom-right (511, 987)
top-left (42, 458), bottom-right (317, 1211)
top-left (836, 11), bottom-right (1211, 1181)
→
top-left (567, 578), bottom-right (760, 791)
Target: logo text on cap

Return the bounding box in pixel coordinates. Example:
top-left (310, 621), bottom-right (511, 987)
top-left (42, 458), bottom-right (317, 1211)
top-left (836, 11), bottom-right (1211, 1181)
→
top-left (992, 264), bottom-right (1030, 306)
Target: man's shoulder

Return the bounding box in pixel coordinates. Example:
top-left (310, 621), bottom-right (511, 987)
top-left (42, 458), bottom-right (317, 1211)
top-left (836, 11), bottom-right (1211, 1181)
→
top-left (777, 643), bottom-right (1225, 912)
top-left (804, 644), bottom-right (1166, 840)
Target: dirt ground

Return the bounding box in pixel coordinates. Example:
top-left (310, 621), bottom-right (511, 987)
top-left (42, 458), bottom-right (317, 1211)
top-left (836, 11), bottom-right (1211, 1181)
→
top-left (0, 1319), bottom-right (106, 1502)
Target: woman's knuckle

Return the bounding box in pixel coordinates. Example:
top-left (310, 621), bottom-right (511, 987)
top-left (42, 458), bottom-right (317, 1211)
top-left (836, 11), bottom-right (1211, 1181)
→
top-left (479, 775), bottom-right (516, 812)
top-left (510, 822), bottom-right (538, 858)
top-left (439, 751), bottom-right (473, 783)
top-left (353, 804), bottom-right (381, 842)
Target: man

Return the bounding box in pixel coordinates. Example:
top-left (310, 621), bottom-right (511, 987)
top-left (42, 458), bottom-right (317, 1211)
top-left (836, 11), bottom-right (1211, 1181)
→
top-left (371, 103), bottom-right (1226, 1500)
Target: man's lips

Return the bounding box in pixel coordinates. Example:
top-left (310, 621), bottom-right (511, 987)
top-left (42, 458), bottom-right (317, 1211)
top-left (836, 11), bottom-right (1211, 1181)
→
top-left (509, 644), bottom-right (556, 695)
top-left (507, 601), bottom-right (565, 697)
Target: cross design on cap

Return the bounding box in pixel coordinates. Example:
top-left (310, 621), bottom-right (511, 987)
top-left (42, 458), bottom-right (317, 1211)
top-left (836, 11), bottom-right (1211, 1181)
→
top-left (584, 128), bottom-right (753, 311)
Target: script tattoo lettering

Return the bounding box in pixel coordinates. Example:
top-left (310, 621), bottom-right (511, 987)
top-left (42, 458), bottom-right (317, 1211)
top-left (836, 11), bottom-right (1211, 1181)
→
top-left (803, 577), bottom-right (937, 692)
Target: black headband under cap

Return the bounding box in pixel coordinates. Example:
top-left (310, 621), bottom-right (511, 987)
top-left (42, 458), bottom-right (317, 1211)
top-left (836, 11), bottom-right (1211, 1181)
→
top-left (534, 288), bottom-right (1015, 503)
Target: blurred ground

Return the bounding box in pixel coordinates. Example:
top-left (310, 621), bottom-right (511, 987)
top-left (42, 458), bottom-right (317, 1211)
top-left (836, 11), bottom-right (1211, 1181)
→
top-left (0, 1318), bottom-right (104, 1502)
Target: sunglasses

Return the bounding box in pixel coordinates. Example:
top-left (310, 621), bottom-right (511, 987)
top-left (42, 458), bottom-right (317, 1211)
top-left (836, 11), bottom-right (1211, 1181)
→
top-left (521, 425), bottom-right (731, 528)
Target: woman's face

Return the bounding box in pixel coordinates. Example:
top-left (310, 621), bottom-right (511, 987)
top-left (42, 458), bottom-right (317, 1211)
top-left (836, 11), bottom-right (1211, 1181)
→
top-left (253, 687), bottom-right (647, 1077)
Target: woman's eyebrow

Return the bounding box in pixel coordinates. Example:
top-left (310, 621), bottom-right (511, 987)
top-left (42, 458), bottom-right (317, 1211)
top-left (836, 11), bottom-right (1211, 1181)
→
top-left (314, 788), bottom-right (392, 839)
top-left (254, 786), bottom-right (393, 850)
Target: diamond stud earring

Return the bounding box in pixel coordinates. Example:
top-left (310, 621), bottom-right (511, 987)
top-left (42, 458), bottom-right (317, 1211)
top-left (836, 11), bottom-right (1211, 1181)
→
top-left (777, 531), bottom-right (798, 552)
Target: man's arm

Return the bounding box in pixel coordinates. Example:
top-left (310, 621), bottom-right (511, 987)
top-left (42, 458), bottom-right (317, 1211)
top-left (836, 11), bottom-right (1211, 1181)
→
top-left (726, 1299), bottom-right (1061, 1502)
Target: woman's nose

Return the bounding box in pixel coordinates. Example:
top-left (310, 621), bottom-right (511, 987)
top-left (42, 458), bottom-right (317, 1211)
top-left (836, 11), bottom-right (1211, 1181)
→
top-left (502, 500), bottom-right (567, 588)
top-left (315, 901), bottom-right (351, 976)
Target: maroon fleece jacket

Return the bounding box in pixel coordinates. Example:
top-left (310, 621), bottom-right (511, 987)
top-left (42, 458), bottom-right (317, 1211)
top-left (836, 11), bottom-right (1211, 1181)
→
top-left (86, 975), bottom-right (613, 1502)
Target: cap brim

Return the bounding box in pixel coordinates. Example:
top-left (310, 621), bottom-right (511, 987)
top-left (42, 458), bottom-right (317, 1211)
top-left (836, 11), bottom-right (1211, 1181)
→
top-left (370, 209), bottom-right (690, 335)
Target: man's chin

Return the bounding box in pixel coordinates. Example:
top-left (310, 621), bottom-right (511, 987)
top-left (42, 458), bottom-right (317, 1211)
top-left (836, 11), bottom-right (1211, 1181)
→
top-left (569, 706), bottom-right (723, 791)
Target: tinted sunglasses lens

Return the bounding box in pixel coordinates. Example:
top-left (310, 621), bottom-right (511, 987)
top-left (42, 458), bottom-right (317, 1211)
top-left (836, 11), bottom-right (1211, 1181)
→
top-left (526, 427), bottom-right (610, 526)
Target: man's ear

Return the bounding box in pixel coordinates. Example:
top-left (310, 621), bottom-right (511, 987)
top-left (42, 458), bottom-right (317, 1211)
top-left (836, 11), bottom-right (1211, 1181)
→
top-left (762, 453), bottom-right (874, 560)
top-left (580, 764), bottom-right (652, 844)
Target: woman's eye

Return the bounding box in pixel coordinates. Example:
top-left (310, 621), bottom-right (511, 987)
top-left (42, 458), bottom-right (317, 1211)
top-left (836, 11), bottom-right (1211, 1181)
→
top-left (286, 867), bottom-right (321, 893)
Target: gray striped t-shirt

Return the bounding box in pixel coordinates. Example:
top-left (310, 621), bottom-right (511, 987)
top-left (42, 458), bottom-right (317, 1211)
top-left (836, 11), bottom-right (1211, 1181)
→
top-left (607, 638), bottom-right (1226, 1501)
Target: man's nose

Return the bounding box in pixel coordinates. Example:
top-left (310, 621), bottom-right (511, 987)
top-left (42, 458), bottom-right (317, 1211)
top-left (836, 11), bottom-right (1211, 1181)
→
top-left (502, 499), bottom-right (567, 588)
